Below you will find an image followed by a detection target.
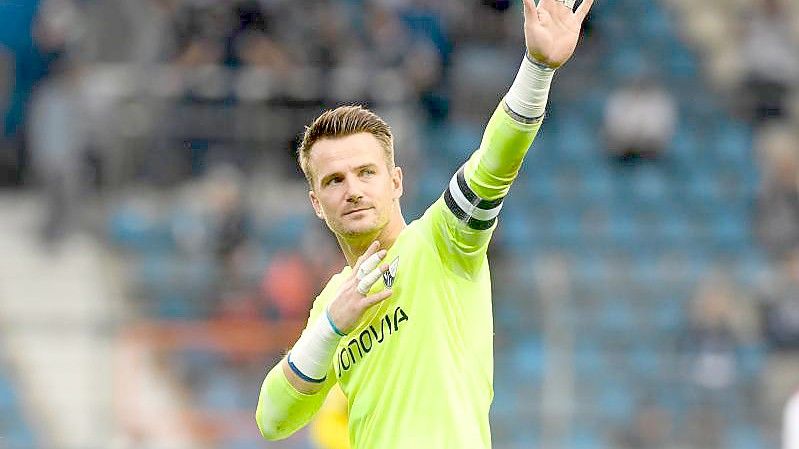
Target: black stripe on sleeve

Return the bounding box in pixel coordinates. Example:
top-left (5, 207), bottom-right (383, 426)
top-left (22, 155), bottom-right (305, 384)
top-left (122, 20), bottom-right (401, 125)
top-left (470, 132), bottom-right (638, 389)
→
top-left (444, 188), bottom-right (497, 231)
top-left (455, 167), bottom-right (504, 210)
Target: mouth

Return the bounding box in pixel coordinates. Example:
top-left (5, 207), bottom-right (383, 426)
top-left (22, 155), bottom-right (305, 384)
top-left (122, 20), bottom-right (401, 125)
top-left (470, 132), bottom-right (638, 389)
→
top-left (343, 207), bottom-right (373, 217)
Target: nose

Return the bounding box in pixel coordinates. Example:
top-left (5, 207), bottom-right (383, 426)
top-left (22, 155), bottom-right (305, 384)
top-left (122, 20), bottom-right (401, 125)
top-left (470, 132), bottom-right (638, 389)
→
top-left (344, 177), bottom-right (364, 204)
top-left (346, 191), bottom-right (363, 204)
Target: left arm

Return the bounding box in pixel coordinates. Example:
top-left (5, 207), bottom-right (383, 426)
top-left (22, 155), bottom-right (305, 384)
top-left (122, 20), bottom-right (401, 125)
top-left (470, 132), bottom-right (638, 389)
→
top-left (431, 0), bottom-right (594, 273)
top-left (466, 0), bottom-right (594, 201)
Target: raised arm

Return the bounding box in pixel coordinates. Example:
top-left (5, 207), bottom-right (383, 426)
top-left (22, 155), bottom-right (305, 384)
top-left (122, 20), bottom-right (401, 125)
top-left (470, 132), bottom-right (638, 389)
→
top-left (429, 0), bottom-right (594, 274)
top-left (467, 0), bottom-right (594, 199)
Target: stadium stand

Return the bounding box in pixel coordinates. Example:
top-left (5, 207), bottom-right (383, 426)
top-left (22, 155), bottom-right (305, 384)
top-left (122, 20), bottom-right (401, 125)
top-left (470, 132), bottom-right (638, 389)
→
top-left (105, 1), bottom-right (772, 447)
top-left (3, 0), bottom-right (796, 448)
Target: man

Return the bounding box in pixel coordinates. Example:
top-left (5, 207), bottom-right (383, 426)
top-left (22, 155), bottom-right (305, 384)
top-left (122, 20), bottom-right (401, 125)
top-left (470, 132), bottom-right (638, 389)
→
top-left (256, 0), bottom-right (593, 447)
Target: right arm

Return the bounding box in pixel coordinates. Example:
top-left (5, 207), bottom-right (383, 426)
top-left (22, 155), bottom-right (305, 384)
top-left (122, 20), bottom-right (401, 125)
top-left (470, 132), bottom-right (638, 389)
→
top-left (256, 241), bottom-right (392, 440)
top-left (255, 360), bottom-right (336, 440)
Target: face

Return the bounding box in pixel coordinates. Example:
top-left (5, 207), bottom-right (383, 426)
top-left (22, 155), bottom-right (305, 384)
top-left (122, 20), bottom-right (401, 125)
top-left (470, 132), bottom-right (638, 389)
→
top-left (308, 133), bottom-right (403, 238)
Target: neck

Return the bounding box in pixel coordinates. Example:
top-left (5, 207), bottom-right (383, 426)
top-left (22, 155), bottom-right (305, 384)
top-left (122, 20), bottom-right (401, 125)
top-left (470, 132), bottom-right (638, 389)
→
top-left (338, 211), bottom-right (406, 267)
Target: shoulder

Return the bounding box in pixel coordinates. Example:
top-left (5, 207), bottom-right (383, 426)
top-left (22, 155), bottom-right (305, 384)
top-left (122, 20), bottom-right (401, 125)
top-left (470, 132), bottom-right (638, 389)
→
top-left (399, 203), bottom-right (445, 250)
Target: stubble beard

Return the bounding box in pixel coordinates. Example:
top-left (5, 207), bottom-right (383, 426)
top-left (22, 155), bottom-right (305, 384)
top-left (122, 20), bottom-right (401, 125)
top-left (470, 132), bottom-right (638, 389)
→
top-left (336, 209), bottom-right (386, 238)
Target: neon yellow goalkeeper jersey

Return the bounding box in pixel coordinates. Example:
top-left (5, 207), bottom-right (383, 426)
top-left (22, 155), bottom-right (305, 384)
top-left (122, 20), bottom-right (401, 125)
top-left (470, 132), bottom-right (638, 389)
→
top-left (307, 105), bottom-right (541, 449)
top-left (310, 201), bottom-right (494, 448)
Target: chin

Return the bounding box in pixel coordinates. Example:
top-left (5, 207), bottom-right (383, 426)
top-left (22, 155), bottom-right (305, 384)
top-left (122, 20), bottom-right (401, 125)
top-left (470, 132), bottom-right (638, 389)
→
top-left (336, 217), bottom-right (385, 238)
top-left (339, 223), bottom-right (380, 237)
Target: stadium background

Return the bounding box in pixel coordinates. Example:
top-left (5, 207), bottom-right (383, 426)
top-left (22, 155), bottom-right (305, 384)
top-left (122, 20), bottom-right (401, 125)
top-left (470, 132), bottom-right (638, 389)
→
top-left (1, 0), bottom-right (798, 448)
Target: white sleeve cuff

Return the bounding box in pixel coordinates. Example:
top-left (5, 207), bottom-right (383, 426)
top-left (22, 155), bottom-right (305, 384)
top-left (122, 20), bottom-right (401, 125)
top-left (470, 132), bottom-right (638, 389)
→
top-left (503, 53), bottom-right (555, 123)
top-left (287, 310), bottom-right (341, 383)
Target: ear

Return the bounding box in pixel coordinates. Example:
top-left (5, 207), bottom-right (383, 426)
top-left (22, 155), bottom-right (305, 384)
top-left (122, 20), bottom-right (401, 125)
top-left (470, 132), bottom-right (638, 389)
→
top-left (309, 189), bottom-right (325, 220)
top-left (392, 166), bottom-right (404, 200)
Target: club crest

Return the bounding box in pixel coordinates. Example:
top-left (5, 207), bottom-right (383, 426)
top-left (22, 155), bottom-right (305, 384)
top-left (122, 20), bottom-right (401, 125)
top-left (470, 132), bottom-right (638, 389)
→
top-left (383, 257), bottom-right (399, 288)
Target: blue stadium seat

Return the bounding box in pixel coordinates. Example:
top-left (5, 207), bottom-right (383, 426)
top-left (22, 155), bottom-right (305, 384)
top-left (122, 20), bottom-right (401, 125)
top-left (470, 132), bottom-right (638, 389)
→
top-left (511, 339), bottom-right (546, 380)
top-left (652, 298), bottom-right (684, 333)
top-left (726, 425), bottom-right (764, 449)
top-left (108, 205), bottom-right (175, 253)
top-left (569, 427), bottom-right (602, 449)
top-left (597, 381), bottom-right (634, 421)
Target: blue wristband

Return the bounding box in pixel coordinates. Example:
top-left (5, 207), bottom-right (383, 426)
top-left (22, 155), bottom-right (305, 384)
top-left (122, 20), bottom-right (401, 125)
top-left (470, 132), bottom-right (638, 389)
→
top-left (325, 308), bottom-right (347, 337)
top-left (287, 352), bottom-right (327, 383)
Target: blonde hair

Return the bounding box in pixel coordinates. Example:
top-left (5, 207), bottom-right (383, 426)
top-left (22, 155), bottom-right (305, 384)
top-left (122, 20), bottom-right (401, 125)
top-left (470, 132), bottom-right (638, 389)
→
top-left (298, 105), bottom-right (394, 187)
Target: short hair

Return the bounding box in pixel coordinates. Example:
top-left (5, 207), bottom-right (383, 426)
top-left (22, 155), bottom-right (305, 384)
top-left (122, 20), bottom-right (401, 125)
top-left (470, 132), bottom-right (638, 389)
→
top-left (298, 105), bottom-right (394, 188)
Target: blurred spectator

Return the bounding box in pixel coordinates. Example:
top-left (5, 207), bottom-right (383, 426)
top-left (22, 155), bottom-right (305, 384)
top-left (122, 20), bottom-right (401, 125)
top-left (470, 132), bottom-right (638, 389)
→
top-left (402, 39), bottom-right (446, 120)
top-left (0, 45), bottom-right (14, 185)
top-left (755, 124), bottom-right (799, 260)
top-left (27, 67), bottom-right (88, 245)
top-left (616, 401), bottom-right (676, 449)
top-left (33, 0), bottom-right (84, 60)
top-left (603, 75), bottom-right (677, 162)
top-left (395, 1), bottom-right (453, 121)
top-left (259, 222), bottom-right (344, 320)
top-left (736, 0), bottom-right (799, 125)
top-left (121, 0), bottom-right (181, 64)
top-left (0, 46), bottom-right (9, 122)
top-left (172, 2), bottom-right (231, 60)
top-left (27, 0), bottom-right (88, 245)
top-left (681, 273), bottom-right (754, 392)
top-left (760, 249), bottom-right (799, 350)
top-left (206, 165), bottom-right (249, 284)
top-left (787, 388), bottom-right (799, 449)
top-left (230, 0), bottom-right (291, 72)
top-left (235, 30), bottom-right (292, 73)
top-left (304, 1), bottom-right (358, 73)
top-left (679, 272), bottom-right (760, 448)
top-left (367, 4), bottom-right (413, 69)
top-left (300, 223), bottom-right (347, 287)
top-left (175, 38), bottom-right (224, 68)
top-left (260, 250), bottom-right (315, 319)
top-left (172, 164), bottom-right (252, 284)
top-left (204, 165), bottom-right (249, 264)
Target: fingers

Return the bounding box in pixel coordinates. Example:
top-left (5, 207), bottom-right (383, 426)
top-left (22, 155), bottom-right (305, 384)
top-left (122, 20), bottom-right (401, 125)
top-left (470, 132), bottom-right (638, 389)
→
top-left (357, 250), bottom-right (387, 280)
top-left (522, 0), bottom-right (539, 23)
top-left (357, 263), bottom-right (388, 295)
top-left (538, 0), bottom-right (558, 10)
top-left (575, 0), bottom-right (594, 22)
top-left (522, 0), bottom-right (536, 11)
top-left (353, 241), bottom-right (380, 274)
top-left (363, 289), bottom-right (393, 307)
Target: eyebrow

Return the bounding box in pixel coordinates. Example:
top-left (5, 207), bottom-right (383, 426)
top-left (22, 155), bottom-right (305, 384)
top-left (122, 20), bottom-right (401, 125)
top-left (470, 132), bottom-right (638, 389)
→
top-left (320, 163), bottom-right (378, 186)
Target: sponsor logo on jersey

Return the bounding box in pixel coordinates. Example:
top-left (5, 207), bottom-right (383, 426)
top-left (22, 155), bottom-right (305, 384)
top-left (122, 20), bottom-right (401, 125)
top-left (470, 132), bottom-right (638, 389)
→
top-left (336, 305), bottom-right (409, 375)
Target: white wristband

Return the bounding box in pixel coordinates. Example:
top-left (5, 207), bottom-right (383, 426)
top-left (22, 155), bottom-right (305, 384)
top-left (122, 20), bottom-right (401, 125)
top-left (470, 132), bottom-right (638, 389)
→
top-left (287, 309), bottom-right (343, 383)
top-left (504, 54), bottom-right (555, 123)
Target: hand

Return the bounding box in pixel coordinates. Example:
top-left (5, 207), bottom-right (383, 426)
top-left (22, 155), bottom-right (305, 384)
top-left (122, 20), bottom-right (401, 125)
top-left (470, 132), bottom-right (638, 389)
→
top-left (523, 0), bottom-right (594, 69)
top-left (327, 241), bottom-right (393, 334)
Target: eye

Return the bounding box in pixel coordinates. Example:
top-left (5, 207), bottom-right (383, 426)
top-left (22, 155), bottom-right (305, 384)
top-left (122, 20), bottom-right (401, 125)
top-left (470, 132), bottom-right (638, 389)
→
top-left (361, 168), bottom-right (376, 176)
top-left (325, 176), bottom-right (343, 187)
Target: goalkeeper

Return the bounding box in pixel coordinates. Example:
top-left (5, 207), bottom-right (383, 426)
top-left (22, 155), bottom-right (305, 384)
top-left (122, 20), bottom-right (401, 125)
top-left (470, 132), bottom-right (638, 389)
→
top-left (256, 0), bottom-right (593, 447)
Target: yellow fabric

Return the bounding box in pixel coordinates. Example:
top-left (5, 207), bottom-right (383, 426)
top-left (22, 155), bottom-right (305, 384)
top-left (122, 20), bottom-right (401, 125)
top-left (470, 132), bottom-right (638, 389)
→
top-left (255, 360), bottom-right (333, 441)
top-left (256, 102), bottom-right (541, 448)
top-left (464, 101), bottom-right (541, 201)
top-left (310, 385), bottom-right (350, 449)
